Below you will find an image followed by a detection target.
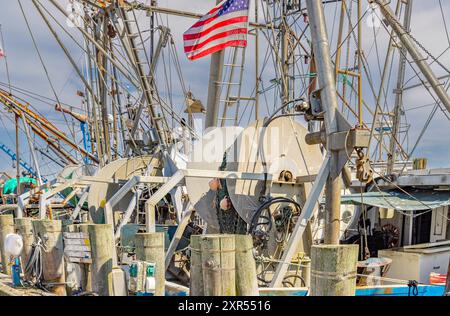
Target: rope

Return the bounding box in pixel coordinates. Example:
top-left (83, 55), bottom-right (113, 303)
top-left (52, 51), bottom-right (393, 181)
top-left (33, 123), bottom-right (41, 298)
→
top-left (311, 269), bottom-right (357, 281)
top-left (24, 235), bottom-right (49, 291)
top-left (408, 280), bottom-right (419, 296)
top-left (18, 0), bottom-right (80, 158)
top-left (356, 273), bottom-right (419, 286)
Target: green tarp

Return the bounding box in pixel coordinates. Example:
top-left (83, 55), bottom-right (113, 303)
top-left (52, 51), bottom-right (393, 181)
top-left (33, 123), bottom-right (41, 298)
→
top-left (2, 177), bottom-right (37, 195)
top-left (341, 189), bottom-right (450, 211)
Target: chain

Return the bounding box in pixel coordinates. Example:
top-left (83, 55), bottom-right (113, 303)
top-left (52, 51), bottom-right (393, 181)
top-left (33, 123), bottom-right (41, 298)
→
top-left (381, 1), bottom-right (450, 74)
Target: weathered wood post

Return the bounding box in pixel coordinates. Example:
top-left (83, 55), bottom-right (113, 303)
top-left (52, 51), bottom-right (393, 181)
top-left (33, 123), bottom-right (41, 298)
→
top-left (189, 234), bottom-right (204, 296)
top-left (134, 232), bottom-right (165, 296)
top-left (88, 224), bottom-right (113, 296)
top-left (0, 214), bottom-right (14, 275)
top-left (32, 219), bottom-right (66, 296)
top-left (310, 244), bottom-right (359, 296)
top-left (201, 234), bottom-right (236, 296)
top-left (235, 235), bottom-right (259, 296)
top-left (14, 218), bottom-right (34, 279)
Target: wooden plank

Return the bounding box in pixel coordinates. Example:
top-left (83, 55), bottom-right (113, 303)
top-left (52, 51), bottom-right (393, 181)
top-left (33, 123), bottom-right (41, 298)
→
top-left (64, 238), bottom-right (91, 246)
top-left (68, 257), bottom-right (93, 264)
top-left (64, 244), bottom-right (91, 252)
top-left (64, 250), bottom-right (92, 258)
top-left (63, 232), bottom-right (89, 239)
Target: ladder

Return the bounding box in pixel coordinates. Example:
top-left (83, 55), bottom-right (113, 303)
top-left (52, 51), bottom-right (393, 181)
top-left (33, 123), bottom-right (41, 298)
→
top-left (218, 46), bottom-right (254, 126)
top-left (0, 143), bottom-right (48, 182)
top-left (113, 5), bottom-right (170, 146)
top-left (136, 185), bottom-right (147, 224)
top-left (369, 0), bottom-right (411, 168)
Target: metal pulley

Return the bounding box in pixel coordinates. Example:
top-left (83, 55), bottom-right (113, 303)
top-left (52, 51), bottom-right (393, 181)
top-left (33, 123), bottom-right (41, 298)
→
top-left (356, 150), bottom-right (373, 183)
top-left (307, 89), bottom-right (324, 119)
top-left (278, 170), bottom-right (294, 182)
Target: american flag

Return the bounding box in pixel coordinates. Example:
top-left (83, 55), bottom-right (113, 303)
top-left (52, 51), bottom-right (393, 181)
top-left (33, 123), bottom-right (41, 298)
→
top-left (184, 0), bottom-right (250, 61)
top-left (0, 46), bottom-right (5, 59)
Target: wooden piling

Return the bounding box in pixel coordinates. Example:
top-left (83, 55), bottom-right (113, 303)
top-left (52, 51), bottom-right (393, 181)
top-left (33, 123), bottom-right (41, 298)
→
top-left (201, 234), bottom-right (236, 296)
top-left (310, 244), bottom-right (359, 296)
top-left (235, 235), bottom-right (259, 296)
top-left (14, 218), bottom-right (34, 279)
top-left (0, 215), bottom-right (14, 275)
top-left (32, 219), bottom-right (66, 296)
top-left (88, 224), bottom-right (113, 296)
top-left (189, 234), bottom-right (204, 296)
top-left (134, 232), bottom-right (165, 296)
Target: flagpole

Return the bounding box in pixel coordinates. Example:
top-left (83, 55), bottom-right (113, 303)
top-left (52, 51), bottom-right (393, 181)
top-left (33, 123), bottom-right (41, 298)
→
top-left (204, 0), bottom-right (225, 130)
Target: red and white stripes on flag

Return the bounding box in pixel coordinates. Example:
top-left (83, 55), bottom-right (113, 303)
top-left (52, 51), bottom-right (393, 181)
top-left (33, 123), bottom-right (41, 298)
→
top-left (183, 0), bottom-right (250, 61)
top-left (0, 47), bottom-right (5, 58)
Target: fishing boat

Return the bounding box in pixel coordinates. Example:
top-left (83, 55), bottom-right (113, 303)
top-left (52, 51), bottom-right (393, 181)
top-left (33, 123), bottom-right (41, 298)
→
top-left (0, 0), bottom-right (448, 297)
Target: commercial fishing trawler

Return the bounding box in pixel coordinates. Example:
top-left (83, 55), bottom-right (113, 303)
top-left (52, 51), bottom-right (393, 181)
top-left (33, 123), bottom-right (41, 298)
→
top-left (0, 0), bottom-right (448, 297)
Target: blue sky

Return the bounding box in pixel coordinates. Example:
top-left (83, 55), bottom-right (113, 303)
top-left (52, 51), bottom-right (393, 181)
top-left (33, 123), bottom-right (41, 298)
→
top-left (0, 0), bottom-right (449, 179)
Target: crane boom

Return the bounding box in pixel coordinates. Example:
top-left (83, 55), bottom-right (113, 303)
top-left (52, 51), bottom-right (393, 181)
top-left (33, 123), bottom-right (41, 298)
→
top-left (0, 89), bottom-right (99, 164)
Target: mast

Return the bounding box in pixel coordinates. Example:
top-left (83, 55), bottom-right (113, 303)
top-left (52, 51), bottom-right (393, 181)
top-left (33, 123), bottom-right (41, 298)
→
top-left (305, 0), bottom-right (342, 245)
top-left (254, 2), bottom-right (259, 120)
top-left (205, 0), bottom-right (225, 129)
top-left (386, 0), bottom-right (413, 174)
top-left (357, 0), bottom-right (363, 127)
top-left (31, 0), bottom-right (103, 165)
top-left (95, 14), bottom-right (112, 162)
top-left (15, 114), bottom-right (20, 195)
top-left (280, 1), bottom-right (290, 112)
top-left (150, 0), bottom-right (156, 64)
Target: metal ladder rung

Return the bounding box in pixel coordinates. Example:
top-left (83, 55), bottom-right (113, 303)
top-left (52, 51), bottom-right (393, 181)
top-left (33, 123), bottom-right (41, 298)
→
top-left (220, 96), bottom-right (256, 103)
top-left (224, 63), bottom-right (243, 67)
top-left (230, 96), bottom-right (256, 101)
top-left (216, 82), bottom-right (240, 85)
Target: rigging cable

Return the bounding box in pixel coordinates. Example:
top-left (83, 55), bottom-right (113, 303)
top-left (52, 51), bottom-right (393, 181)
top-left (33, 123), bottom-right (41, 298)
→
top-left (18, 0), bottom-right (80, 161)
